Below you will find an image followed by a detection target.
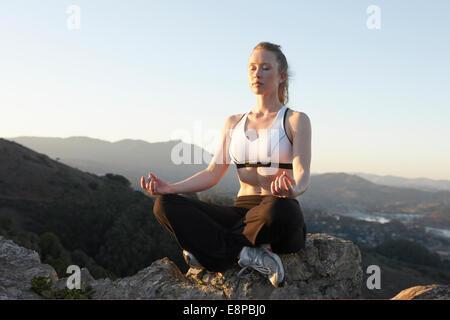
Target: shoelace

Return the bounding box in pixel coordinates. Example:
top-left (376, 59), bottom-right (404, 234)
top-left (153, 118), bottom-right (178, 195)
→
top-left (237, 250), bottom-right (273, 278)
top-left (237, 264), bottom-right (272, 279)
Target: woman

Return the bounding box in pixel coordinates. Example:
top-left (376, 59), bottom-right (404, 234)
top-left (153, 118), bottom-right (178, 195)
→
top-left (140, 42), bottom-right (311, 288)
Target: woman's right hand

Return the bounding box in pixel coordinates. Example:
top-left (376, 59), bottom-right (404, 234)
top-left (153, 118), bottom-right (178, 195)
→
top-left (140, 172), bottom-right (175, 195)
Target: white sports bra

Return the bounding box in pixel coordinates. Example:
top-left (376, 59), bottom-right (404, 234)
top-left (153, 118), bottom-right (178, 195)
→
top-left (229, 105), bottom-right (293, 171)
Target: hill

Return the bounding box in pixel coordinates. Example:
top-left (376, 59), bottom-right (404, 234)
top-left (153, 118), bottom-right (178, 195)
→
top-left (351, 172), bottom-right (450, 192)
top-left (0, 138), bottom-right (187, 279)
top-left (7, 136), bottom-right (239, 195)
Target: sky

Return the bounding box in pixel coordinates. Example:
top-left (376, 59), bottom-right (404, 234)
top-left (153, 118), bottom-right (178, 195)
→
top-left (1, 0), bottom-right (449, 180)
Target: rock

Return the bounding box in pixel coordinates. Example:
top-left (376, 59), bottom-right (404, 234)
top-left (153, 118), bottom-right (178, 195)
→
top-left (91, 257), bottom-right (227, 299)
top-left (52, 267), bottom-right (96, 292)
top-left (0, 236), bottom-right (58, 299)
top-left (0, 233), bottom-right (364, 299)
top-left (391, 284), bottom-right (450, 300)
top-left (184, 233), bottom-right (363, 299)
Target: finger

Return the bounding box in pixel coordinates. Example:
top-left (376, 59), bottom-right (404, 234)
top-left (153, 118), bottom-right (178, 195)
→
top-left (140, 176), bottom-right (145, 189)
top-left (148, 173), bottom-right (155, 182)
top-left (271, 180), bottom-right (277, 195)
top-left (273, 179), bottom-right (284, 198)
top-left (149, 179), bottom-right (155, 194)
top-left (283, 177), bottom-right (293, 193)
top-left (282, 176), bottom-right (290, 191)
top-left (275, 176), bottom-right (282, 193)
top-left (277, 175), bottom-right (283, 191)
top-left (286, 176), bottom-right (294, 190)
top-left (286, 178), bottom-right (296, 197)
top-left (283, 171), bottom-right (294, 184)
top-left (273, 180), bottom-right (280, 196)
top-left (273, 177), bottom-right (279, 193)
top-left (152, 178), bottom-right (158, 194)
top-left (279, 176), bottom-right (288, 196)
top-left (143, 176), bottom-right (150, 190)
top-left (147, 175), bottom-right (154, 188)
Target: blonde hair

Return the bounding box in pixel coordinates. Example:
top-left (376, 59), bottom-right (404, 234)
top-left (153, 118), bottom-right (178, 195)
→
top-left (252, 42), bottom-right (292, 106)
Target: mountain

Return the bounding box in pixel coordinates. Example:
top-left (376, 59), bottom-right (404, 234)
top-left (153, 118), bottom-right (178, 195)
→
top-left (350, 172), bottom-right (450, 192)
top-left (7, 136), bottom-right (240, 196)
top-left (300, 172), bottom-right (450, 217)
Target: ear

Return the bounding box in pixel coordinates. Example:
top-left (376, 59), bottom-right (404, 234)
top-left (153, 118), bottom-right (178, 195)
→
top-left (279, 71), bottom-right (287, 84)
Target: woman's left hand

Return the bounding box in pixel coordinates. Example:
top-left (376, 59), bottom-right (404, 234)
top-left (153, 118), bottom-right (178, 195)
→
top-left (270, 171), bottom-right (298, 198)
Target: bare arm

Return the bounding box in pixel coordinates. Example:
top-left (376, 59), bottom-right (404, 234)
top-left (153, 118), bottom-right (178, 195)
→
top-left (270, 111), bottom-right (312, 198)
top-left (292, 112), bottom-right (312, 196)
top-left (169, 169), bottom-right (216, 194)
top-left (165, 115), bottom-right (240, 194)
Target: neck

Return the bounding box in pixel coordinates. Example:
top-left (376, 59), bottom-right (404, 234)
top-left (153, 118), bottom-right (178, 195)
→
top-left (253, 93), bottom-right (283, 115)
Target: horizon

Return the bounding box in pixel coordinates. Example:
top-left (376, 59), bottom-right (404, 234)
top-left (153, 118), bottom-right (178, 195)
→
top-left (3, 134), bottom-right (448, 183)
top-left (1, 1), bottom-right (449, 180)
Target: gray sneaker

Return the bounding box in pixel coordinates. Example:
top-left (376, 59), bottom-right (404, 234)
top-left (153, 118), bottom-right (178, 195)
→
top-left (183, 250), bottom-right (204, 269)
top-left (237, 246), bottom-right (285, 287)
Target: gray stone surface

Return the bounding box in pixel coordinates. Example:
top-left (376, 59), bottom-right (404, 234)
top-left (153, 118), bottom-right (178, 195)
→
top-left (0, 236), bottom-right (58, 299)
top-left (1, 233), bottom-right (367, 299)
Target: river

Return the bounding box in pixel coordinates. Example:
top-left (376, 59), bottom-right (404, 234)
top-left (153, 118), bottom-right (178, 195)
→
top-left (336, 210), bottom-right (450, 239)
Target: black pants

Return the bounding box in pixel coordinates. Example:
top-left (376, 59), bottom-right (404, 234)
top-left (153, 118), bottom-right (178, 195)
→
top-left (153, 193), bottom-right (307, 272)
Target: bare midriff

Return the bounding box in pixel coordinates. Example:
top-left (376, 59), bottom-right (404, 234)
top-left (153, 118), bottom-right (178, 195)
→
top-left (235, 166), bottom-right (297, 200)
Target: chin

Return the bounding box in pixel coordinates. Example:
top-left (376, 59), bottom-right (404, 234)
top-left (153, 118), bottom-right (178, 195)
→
top-left (252, 88), bottom-right (266, 94)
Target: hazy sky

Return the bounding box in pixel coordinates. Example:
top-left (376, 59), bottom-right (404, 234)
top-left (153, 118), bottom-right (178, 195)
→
top-left (1, 1), bottom-right (449, 180)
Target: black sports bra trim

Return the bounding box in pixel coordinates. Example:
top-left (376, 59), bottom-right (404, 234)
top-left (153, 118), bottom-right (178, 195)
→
top-left (235, 113), bottom-right (246, 129)
top-left (236, 162), bottom-right (293, 169)
top-left (283, 107), bottom-right (293, 145)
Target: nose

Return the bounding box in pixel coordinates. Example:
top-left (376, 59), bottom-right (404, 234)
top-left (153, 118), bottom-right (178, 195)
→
top-left (255, 67), bottom-right (264, 76)
top-left (253, 72), bottom-right (262, 81)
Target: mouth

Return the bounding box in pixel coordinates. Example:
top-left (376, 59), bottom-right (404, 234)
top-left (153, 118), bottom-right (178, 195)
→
top-left (253, 82), bottom-right (263, 86)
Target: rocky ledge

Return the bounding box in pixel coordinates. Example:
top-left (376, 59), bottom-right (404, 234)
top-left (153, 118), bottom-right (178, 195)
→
top-left (1, 233), bottom-right (365, 299)
top-left (3, 233), bottom-right (447, 299)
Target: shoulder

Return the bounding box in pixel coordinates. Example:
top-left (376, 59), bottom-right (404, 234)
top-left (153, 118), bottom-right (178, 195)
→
top-left (223, 113), bottom-right (245, 130)
top-left (285, 108), bottom-right (311, 132)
